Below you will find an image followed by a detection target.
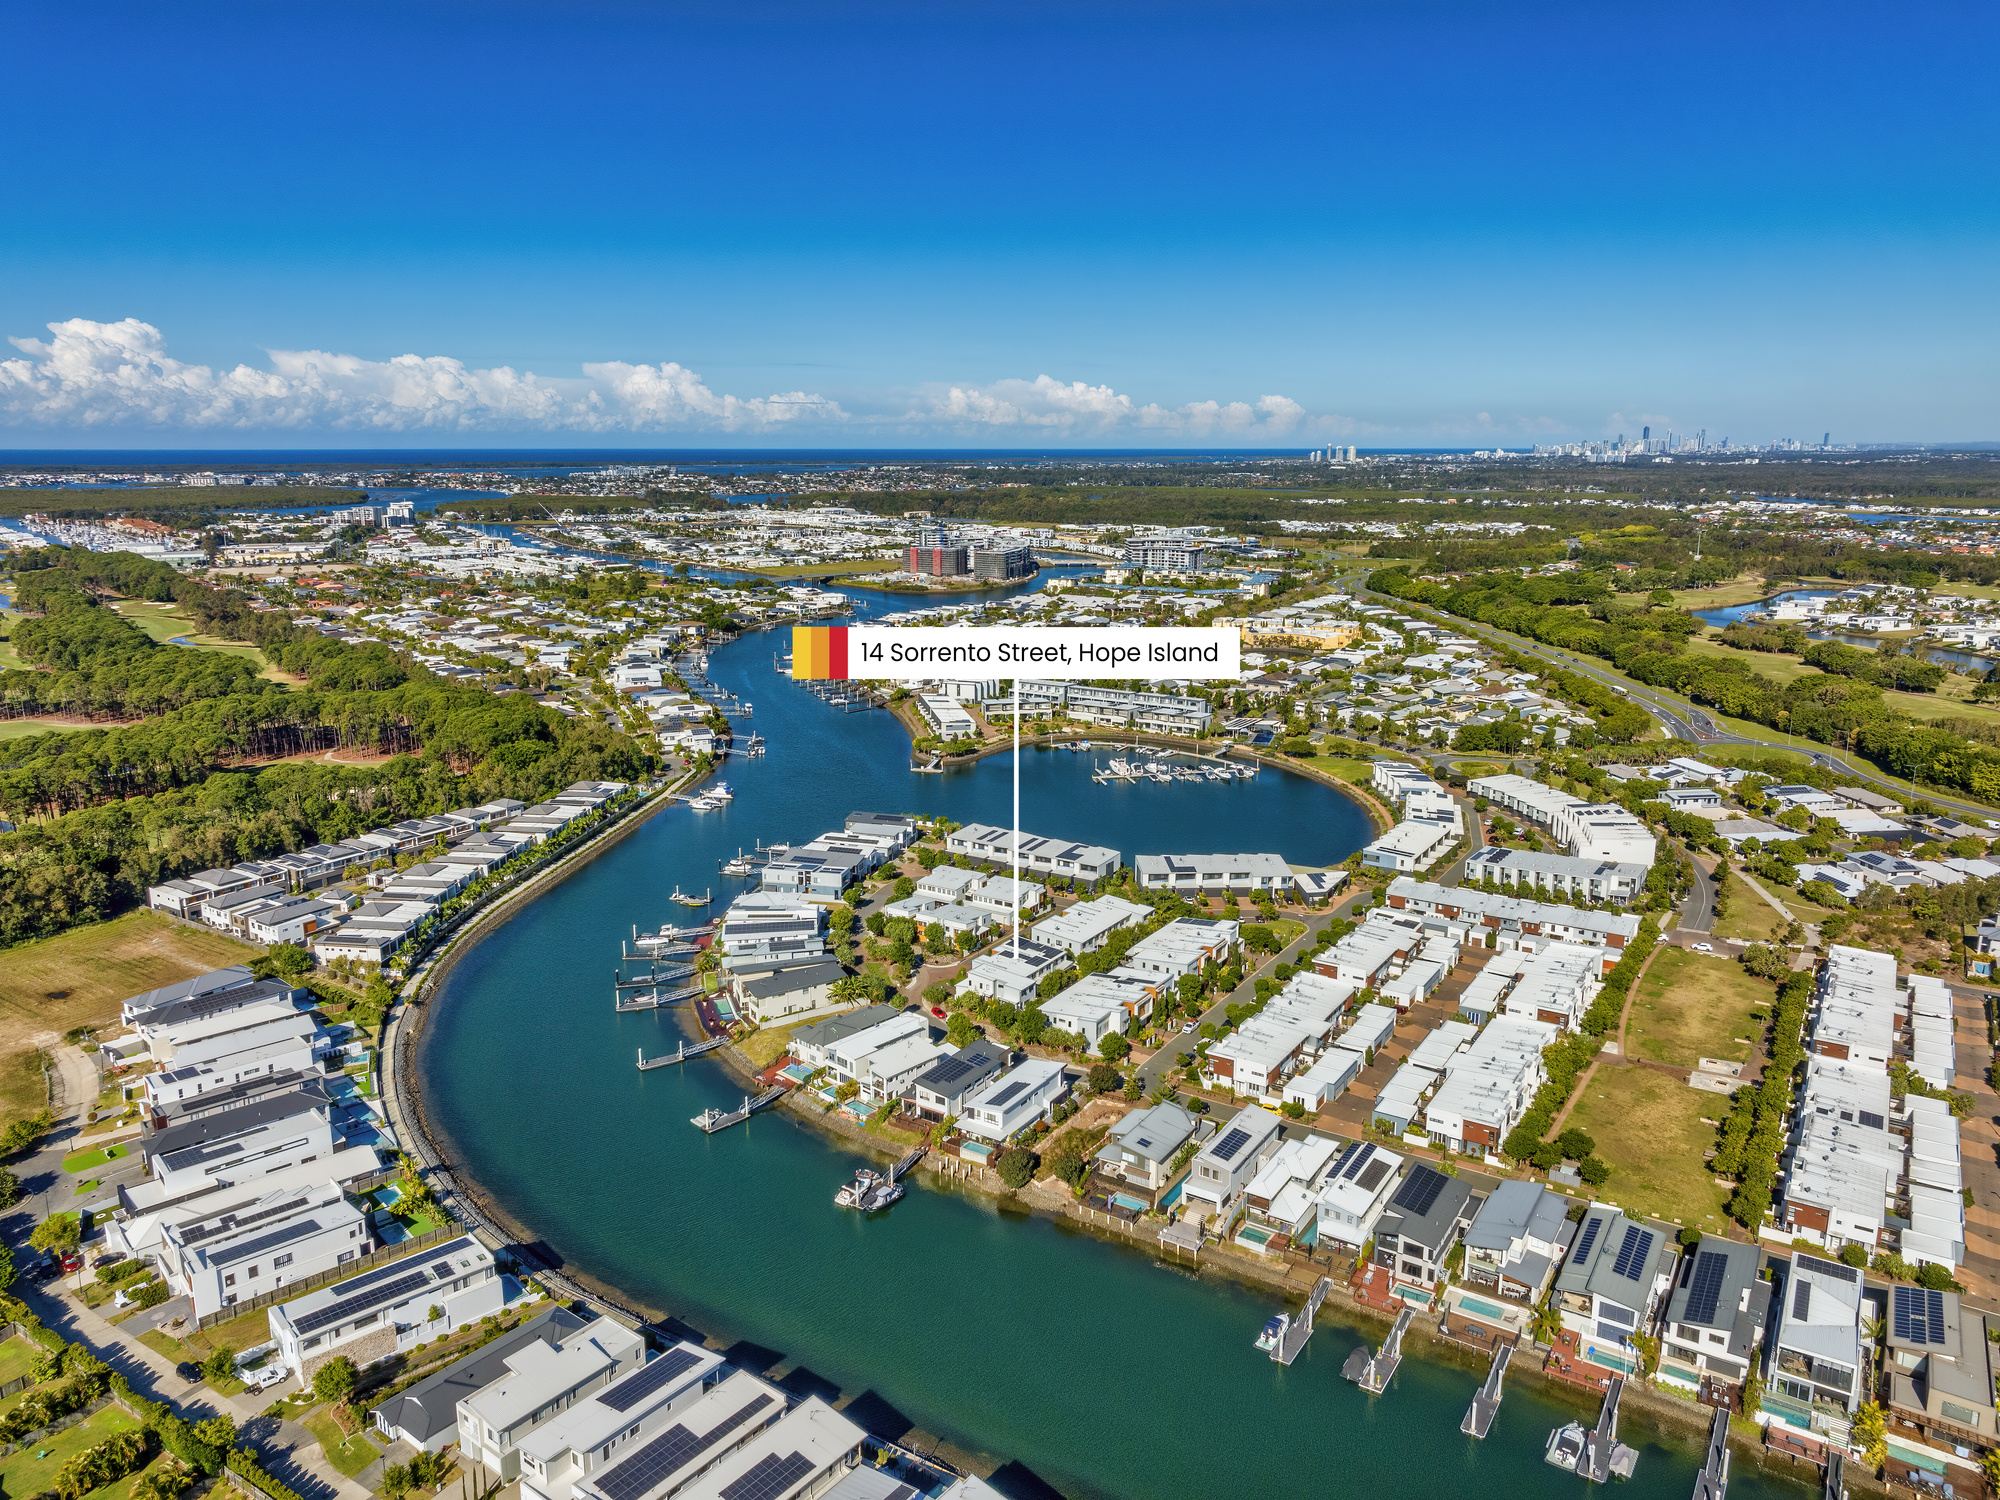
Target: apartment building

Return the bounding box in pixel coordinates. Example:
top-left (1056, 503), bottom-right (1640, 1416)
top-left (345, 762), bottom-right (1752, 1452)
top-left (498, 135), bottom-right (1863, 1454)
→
top-left (1461, 846), bottom-right (1649, 905)
top-left (944, 823), bottom-right (1120, 883)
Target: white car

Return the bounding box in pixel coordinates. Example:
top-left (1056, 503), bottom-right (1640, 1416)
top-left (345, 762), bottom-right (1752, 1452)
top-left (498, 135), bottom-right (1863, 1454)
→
top-left (1690, 941), bottom-right (1714, 954)
top-left (1181, 1021), bottom-right (1197, 1034)
top-left (247, 1363), bottom-right (289, 1392)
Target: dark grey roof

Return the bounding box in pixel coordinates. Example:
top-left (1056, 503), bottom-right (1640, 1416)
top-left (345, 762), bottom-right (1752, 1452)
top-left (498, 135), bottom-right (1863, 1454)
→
top-left (1375, 1164), bottom-right (1474, 1253)
top-left (912, 1039), bottom-right (1008, 1099)
top-left (371, 1307), bottom-right (587, 1443)
top-left (791, 1005), bottom-right (900, 1051)
top-left (157, 1069), bottom-right (316, 1127)
top-left (1665, 1235), bottom-right (1768, 1360)
top-left (210, 1213), bottom-right (327, 1268)
top-left (144, 1081), bottom-right (330, 1164)
top-left (740, 963), bottom-right (845, 1002)
top-left (1555, 1207), bottom-right (1672, 1312)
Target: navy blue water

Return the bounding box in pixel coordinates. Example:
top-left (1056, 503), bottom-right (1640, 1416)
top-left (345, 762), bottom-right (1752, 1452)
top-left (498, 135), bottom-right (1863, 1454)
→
top-left (419, 580), bottom-right (1807, 1500)
top-left (1692, 589), bottom-right (1990, 671)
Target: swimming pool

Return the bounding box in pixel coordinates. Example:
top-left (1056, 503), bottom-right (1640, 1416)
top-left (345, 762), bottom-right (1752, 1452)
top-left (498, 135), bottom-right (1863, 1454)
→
top-left (1453, 1292), bottom-right (1511, 1322)
top-left (1110, 1193), bottom-right (1150, 1214)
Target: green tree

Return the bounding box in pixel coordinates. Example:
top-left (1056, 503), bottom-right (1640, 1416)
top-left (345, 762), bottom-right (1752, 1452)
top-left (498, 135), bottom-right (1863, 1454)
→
top-left (313, 1354), bottom-right (358, 1404)
top-left (31, 1213), bottom-right (81, 1259)
top-left (994, 1146), bottom-right (1038, 1191)
top-left (200, 1346), bottom-right (236, 1385)
top-left (1098, 1032), bottom-right (1130, 1063)
top-left (1852, 1401), bottom-right (1886, 1467)
top-left (266, 942), bottom-right (312, 977)
top-left (192, 1415), bottom-right (236, 1454)
top-left (945, 1013), bottom-right (981, 1049)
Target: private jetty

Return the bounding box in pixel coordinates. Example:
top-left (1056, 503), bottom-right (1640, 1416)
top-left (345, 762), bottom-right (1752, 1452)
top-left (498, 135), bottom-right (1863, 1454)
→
top-left (1342, 1303), bottom-right (1413, 1393)
top-left (637, 1038), bottom-right (725, 1070)
top-left (1546, 1376), bottom-right (1638, 1482)
top-left (691, 1084), bottom-right (788, 1134)
top-left (1460, 1340), bottom-right (1514, 1438)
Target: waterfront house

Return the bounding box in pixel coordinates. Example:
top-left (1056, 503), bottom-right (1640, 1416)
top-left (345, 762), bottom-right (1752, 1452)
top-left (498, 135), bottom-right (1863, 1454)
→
top-left (788, 1005), bottom-right (902, 1071)
top-left (1371, 1162), bottom-right (1474, 1291)
top-left (1553, 1207), bottom-right (1674, 1372)
top-left (1243, 1134), bottom-right (1342, 1243)
top-left (823, 1013), bottom-right (930, 1087)
top-left (736, 961), bottom-right (846, 1024)
top-left (1657, 1236), bottom-right (1770, 1398)
top-left (1093, 1101), bottom-right (1197, 1196)
top-left (715, 894), bottom-right (828, 969)
top-left (1180, 1104), bottom-right (1282, 1227)
top-left (944, 823), bottom-right (1120, 884)
top-left (913, 865), bottom-right (982, 902)
top-left (373, 1308), bottom-right (591, 1453)
top-left (270, 1235), bottom-right (501, 1384)
top-left (143, 1082), bottom-right (337, 1196)
top-left (759, 842), bottom-right (868, 901)
top-left (1462, 1181), bottom-right (1572, 1302)
top-left (959, 1059), bottom-right (1069, 1143)
top-left (457, 1316), bottom-right (649, 1484)
top-left (1315, 1141), bottom-right (1405, 1252)
top-left (581, 1386), bottom-right (864, 1500)
top-left (1131, 852), bottom-right (1297, 897)
top-left (518, 1340), bottom-right (732, 1500)
top-left (908, 1040), bottom-right (1010, 1122)
top-left (163, 1181), bottom-right (371, 1320)
top-left (1763, 1253), bottom-right (1866, 1439)
top-left (1032, 894), bottom-right (1152, 955)
top-left (1882, 1286), bottom-right (1999, 1474)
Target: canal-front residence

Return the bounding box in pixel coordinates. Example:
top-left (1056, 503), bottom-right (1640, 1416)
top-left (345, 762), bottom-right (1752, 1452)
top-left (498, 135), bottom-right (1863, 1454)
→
top-left (909, 1039), bottom-right (1011, 1122)
top-left (515, 1337), bottom-right (729, 1500)
top-left (1553, 1207), bottom-right (1674, 1377)
top-left (1655, 1235), bottom-right (1769, 1399)
top-left (944, 823), bottom-right (1120, 884)
top-left (960, 1058), bottom-right (1070, 1142)
top-left (372, 1307), bottom-right (592, 1455)
top-left (457, 1315), bottom-right (649, 1483)
top-left (1316, 1141), bottom-right (1405, 1254)
top-left (1093, 1100), bottom-right (1199, 1197)
top-left (1180, 1103), bottom-right (1282, 1228)
top-left (1371, 1162), bottom-right (1474, 1291)
top-left (1461, 1180), bottom-right (1572, 1303)
top-left (1762, 1252), bottom-right (1866, 1441)
top-left (270, 1235), bottom-right (501, 1383)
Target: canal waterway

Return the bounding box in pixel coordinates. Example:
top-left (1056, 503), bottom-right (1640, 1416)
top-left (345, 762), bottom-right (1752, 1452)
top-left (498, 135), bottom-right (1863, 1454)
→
top-left (418, 581), bottom-right (1810, 1500)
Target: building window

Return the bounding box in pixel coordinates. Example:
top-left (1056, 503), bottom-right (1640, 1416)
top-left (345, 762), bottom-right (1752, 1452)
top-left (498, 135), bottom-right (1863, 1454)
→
top-left (274, 1253), bottom-right (293, 1268)
top-left (224, 1274), bottom-right (236, 1287)
top-left (339, 1250), bottom-right (355, 1262)
top-left (248, 1265), bottom-right (259, 1278)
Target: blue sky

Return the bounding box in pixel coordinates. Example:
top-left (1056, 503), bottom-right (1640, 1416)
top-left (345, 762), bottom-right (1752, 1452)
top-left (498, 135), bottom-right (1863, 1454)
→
top-left (2, 0), bottom-right (1994, 448)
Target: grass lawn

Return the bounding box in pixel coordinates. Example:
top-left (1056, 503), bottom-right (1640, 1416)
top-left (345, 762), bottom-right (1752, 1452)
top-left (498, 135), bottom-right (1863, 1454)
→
top-left (745, 559), bottom-right (901, 578)
top-left (1665, 578), bottom-right (1773, 611)
top-left (1297, 755), bottom-right (1375, 784)
top-left (0, 910), bottom-right (257, 1132)
top-left (1568, 1065), bottom-right (1732, 1231)
top-left (0, 1335), bottom-right (39, 1386)
top-left (1625, 947), bottom-right (1772, 1069)
top-left (738, 1023), bottom-right (802, 1070)
top-left (1686, 634), bottom-right (2000, 732)
top-left (62, 1141), bottom-right (129, 1173)
top-left (0, 719), bottom-right (113, 742)
top-left (1713, 873), bottom-right (1787, 943)
top-left (305, 1411), bottom-right (382, 1479)
top-left (0, 1404), bottom-right (142, 1499)
top-left (109, 600), bottom-right (299, 686)
top-left (138, 1299), bottom-right (277, 1367)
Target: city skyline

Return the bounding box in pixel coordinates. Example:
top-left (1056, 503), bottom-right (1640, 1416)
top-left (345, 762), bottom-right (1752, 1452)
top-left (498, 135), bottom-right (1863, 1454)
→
top-left (3, 0), bottom-right (1994, 447)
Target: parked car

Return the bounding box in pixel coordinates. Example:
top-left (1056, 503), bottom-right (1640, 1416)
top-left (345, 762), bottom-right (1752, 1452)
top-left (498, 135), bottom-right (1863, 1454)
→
top-left (1180, 1020), bottom-right (1197, 1034)
top-left (247, 1363), bottom-right (289, 1392)
top-left (59, 1254), bottom-right (83, 1273)
top-left (930, 1007), bottom-right (946, 1019)
top-left (1690, 941), bottom-right (1714, 954)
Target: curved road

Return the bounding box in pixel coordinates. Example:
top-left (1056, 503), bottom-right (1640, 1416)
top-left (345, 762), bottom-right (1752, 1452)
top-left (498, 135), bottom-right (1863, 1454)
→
top-left (1334, 573), bottom-right (2000, 828)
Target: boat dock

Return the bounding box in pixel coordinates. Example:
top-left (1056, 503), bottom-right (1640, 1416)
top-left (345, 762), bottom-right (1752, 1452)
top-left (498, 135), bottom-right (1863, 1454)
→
top-left (891, 1146), bottom-right (927, 1181)
top-left (1460, 1339), bottom-right (1514, 1438)
top-left (691, 1084), bottom-right (788, 1133)
top-left (1690, 1403), bottom-right (1730, 1500)
top-left (615, 965), bottom-right (696, 990)
top-left (1342, 1303), bottom-right (1413, 1393)
top-left (1574, 1377), bottom-right (1638, 1482)
top-left (1270, 1277), bottom-right (1333, 1366)
top-left (637, 1038), bottom-right (725, 1070)
top-left (616, 984), bottom-right (702, 1012)
top-left (1822, 1450), bottom-right (1845, 1500)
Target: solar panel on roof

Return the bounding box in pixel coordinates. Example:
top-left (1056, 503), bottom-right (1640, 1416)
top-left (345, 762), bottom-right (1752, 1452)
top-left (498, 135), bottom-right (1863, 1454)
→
top-left (1792, 1279), bottom-right (1812, 1322)
top-left (719, 1451), bottom-right (815, 1500)
top-left (1569, 1217), bottom-right (1602, 1266)
top-left (1340, 1142), bottom-right (1377, 1181)
top-left (1611, 1226), bottom-right (1655, 1282)
top-left (597, 1347), bottom-right (703, 1413)
top-left (1392, 1164), bottom-right (1446, 1217)
top-left (1211, 1127), bottom-right (1252, 1163)
top-left (294, 1269), bottom-right (433, 1336)
top-left (1797, 1253), bottom-right (1858, 1284)
top-left (1356, 1160), bottom-right (1391, 1193)
top-left (985, 1081), bottom-right (1027, 1109)
top-left (593, 1393), bottom-right (775, 1500)
top-left (1684, 1251), bottom-right (1728, 1326)
top-left (1891, 1285), bottom-right (1947, 1346)
top-left (923, 1058), bottom-right (974, 1088)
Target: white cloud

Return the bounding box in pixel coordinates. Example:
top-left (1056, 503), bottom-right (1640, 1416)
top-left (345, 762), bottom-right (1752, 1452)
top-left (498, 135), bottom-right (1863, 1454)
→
top-left (908, 375), bottom-right (1320, 436)
top-left (0, 318), bottom-right (845, 432)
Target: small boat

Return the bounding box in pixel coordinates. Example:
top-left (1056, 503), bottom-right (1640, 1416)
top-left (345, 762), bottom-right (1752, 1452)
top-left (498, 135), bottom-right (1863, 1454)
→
top-left (1255, 1314), bottom-right (1289, 1353)
top-left (1544, 1422), bottom-right (1587, 1473)
top-left (669, 886), bottom-right (712, 907)
top-left (834, 1167), bottom-right (905, 1212)
top-left (709, 782), bottom-right (734, 802)
top-left (691, 1105), bottom-right (735, 1131)
top-left (721, 855), bottom-right (755, 877)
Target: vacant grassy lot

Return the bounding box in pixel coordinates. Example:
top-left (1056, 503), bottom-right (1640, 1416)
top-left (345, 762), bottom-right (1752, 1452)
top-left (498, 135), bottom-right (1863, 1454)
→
top-left (0, 1404), bottom-right (143, 1500)
top-left (1626, 947), bottom-right (1771, 1069)
top-left (747, 559), bottom-right (901, 578)
top-left (0, 911), bottom-right (257, 1129)
top-left (0, 1335), bottom-right (39, 1387)
top-left (738, 1022), bottom-right (805, 1070)
top-left (1569, 1064), bottom-right (1732, 1231)
top-left (1714, 872), bottom-right (1787, 942)
top-left (1666, 578), bottom-right (1773, 611)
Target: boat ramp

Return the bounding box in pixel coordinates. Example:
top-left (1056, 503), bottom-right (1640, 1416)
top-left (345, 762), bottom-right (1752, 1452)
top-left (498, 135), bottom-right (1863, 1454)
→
top-left (1342, 1303), bottom-right (1413, 1393)
top-left (1460, 1339), bottom-right (1514, 1438)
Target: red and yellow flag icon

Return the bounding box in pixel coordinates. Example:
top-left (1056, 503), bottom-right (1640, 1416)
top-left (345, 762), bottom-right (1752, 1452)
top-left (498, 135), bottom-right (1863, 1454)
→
top-left (791, 625), bottom-right (850, 680)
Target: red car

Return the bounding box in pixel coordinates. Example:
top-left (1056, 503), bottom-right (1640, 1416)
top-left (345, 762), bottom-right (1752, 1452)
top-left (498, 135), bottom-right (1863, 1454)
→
top-left (59, 1254), bottom-right (83, 1273)
top-left (930, 1006), bottom-right (947, 1018)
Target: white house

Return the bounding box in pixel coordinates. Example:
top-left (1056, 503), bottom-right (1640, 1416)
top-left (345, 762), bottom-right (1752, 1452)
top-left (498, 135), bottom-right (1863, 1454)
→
top-left (959, 1059), bottom-right (1069, 1142)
